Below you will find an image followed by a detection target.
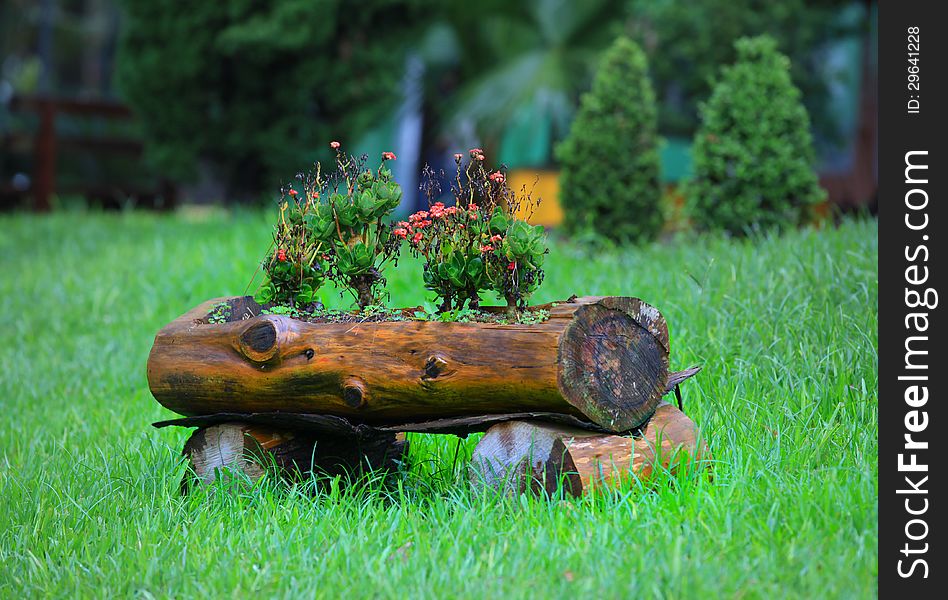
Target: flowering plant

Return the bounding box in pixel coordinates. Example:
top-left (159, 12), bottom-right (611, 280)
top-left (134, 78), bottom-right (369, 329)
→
top-left (255, 192), bottom-right (327, 305)
top-left (255, 143), bottom-right (402, 309)
top-left (405, 150), bottom-right (548, 315)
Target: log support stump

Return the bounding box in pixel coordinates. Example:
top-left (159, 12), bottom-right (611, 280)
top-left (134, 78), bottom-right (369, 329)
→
top-left (180, 422), bottom-right (407, 492)
top-left (469, 403), bottom-right (711, 496)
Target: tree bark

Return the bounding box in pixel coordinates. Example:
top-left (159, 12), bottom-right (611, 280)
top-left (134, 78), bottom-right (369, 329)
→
top-left (180, 422), bottom-right (407, 492)
top-left (468, 402), bottom-right (710, 496)
top-left (148, 295), bottom-right (670, 432)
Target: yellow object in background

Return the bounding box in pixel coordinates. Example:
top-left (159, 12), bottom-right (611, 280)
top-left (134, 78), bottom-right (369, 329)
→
top-left (508, 169), bottom-right (563, 227)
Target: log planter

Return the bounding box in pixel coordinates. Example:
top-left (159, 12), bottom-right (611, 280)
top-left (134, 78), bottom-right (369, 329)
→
top-left (148, 295), bottom-right (704, 492)
top-left (148, 295), bottom-right (677, 432)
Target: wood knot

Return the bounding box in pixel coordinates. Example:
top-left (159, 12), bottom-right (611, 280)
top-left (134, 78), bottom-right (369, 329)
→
top-left (342, 377), bottom-right (367, 409)
top-left (424, 355), bottom-right (449, 379)
top-left (237, 319), bottom-right (280, 363)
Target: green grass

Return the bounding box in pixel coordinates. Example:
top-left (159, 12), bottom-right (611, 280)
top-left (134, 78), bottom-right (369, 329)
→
top-left (0, 210), bottom-right (877, 598)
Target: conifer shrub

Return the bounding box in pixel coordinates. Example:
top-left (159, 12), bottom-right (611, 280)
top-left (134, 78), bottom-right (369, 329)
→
top-left (685, 35), bottom-right (826, 234)
top-left (555, 37), bottom-right (662, 244)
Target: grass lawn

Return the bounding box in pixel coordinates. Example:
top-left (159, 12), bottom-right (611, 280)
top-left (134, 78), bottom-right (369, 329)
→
top-left (0, 210), bottom-right (877, 597)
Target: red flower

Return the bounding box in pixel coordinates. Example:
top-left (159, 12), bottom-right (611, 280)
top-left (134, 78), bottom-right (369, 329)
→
top-left (409, 211), bottom-right (429, 222)
top-left (468, 203), bottom-right (479, 211)
top-left (397, 221), bottom-right (411, 229)
top-left (489, 171), bottom-right (505, 184)
top-left (444, 206), bottom-right (458, 216)
top-left (276, 249), bottom-right (288, 262)
top-left (288, 189), bottom-right (298, 197)
top-left (454, 153), bottom-right (463, 162)
top-left (412, 232), bottom-right (423, 244)
top-left (330, 141), bottom-right (341, 149)
top-left (393, 228), bottom-right (408, 239)
top-left (507, 261), bottom-right (516, 271)
top-left (476, 154), bottom-right (485, 161)
top-left (479, 245), bottom-right (494, 253)
top-left (382, 151), bottom-right (397, 161)
top-left (490, 234), bottom-right (502, 243)
top-left (469, 148), bottom-right (484, 156)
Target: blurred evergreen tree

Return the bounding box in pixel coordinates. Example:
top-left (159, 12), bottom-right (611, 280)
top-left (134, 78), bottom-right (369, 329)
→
top-left (116, 0), bottom-right (432, 201)
top-left (555, 37), bottom-right (661, 244)
top-left (685, 36), bottom-right (826, 234)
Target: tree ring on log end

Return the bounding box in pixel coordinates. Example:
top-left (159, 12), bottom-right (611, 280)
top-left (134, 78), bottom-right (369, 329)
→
top-left (237, 318), bottom-right (280, 363)
top-left (557, 298), bottom-right (669, 431)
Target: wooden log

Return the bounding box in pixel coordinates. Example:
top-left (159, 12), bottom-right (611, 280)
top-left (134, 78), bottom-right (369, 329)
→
top-left (180, 422), bottom-right (407, 491)
top-left (148, 295), bottom-right (670, 432)
top-left (468, 402), bottom-right (710, 496)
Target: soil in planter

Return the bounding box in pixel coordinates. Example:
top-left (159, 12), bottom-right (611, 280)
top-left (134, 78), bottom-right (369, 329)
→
top-left (202, 296), bottom-right (551, 326)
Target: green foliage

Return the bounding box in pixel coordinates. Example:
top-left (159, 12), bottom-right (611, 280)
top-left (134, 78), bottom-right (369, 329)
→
top-left (417, 306), bottom-right (550, 325)
top-left (256, 149), bottom-right (549, 312)
top-left (116, 0), bottom-right (431, 198)
top-left (408, 153), bottom-right (548, 313)
top-left (629, 0), bottom-right (860, 139)
top-left (685, 36), bottom-right (826, 235)
top-left (206, 302), bottom-right (233, 324)
top-left (408, 200), bottom-right (493, 312)
top-left (496, 217), bottom-right (547, 306)
top-left (282, 147), bottom-right (402, 309)
top-left (555, 37), bottom-right (662, 244)
top-left (259, 304), bottom-right (306, 319)
top-left (254, 192), bottom-right (327, 306)
top-left (254, 148), bottom-right (404, 309)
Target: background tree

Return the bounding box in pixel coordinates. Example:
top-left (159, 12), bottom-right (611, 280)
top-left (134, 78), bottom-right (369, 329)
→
top-left (554, 37), bottom-right (661, 244)
top-left (116, 0), bottom-right (432, 201)
top-left (685, 35), bottom-right (826, 234)
top-left (628, 0), bottom-right (861, 141)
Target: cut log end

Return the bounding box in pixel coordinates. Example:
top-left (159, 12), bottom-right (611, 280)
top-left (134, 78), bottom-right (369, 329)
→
top-left (469, 403), bottom-right (710, 496)
top-left (180, 422), bottom-right (407, 492)
top-left (558, 298), bottom-right (669, 430)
